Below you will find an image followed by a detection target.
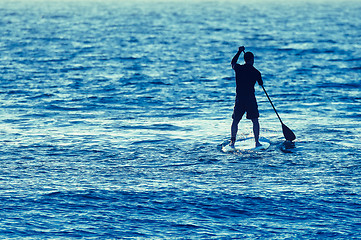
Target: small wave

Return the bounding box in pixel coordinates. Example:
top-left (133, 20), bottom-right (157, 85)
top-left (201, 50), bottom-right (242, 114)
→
top-left (45, 104), bottom-right (83, 111)
top-left (43, 190), bottom-right (119, 202)
top-left (149, 81), bottom-right (171, 85)
top-left (317, 82), bottom-right (360, 89)
top-left (27, 93), bottom-right (54, 100)
top-left (131, 139), bottom-right (166, 145)
top-left (60, 65), bottom-right (92, 73)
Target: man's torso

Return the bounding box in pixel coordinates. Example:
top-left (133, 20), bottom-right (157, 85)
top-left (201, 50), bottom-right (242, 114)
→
top-left (233, 64), bottom-right (262, 99)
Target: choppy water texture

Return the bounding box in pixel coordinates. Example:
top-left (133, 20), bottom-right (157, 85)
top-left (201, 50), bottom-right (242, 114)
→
top-left (1, 0), bottom-right (361, 238)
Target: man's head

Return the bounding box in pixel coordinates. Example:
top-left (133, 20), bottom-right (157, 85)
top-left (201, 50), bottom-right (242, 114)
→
top-left (244, 52), bottom-right (254, 65)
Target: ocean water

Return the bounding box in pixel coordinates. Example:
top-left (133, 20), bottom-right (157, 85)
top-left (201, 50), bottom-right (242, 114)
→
top-left (0, 0), bottom-right (360, 238)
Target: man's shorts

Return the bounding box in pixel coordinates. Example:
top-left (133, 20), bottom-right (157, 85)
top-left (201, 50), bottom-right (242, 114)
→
top-left (232, 96), bottom-right (259, 121)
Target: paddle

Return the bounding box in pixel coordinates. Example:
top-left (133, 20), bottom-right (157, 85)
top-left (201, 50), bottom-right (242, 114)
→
top-left (240, 48), bottom-right (296, 141)
top-left (261, 85), bottom-right (296, 141)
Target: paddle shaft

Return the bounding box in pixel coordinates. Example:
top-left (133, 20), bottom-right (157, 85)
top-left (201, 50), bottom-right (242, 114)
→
top-left (241, 51), bottom-right (284, 124)
top-left (238, 47), bottom-right (296, 141)
top-left (261, 85), bottom-right (284, 125)
top-left (240, 48), bottom-right (295, 141)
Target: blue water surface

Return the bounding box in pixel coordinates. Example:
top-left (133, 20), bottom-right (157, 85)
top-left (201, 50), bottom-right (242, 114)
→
top-left (0, 0), bottom-right (361, 238)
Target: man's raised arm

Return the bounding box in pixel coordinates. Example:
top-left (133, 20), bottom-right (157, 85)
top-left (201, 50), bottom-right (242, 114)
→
top-left (231, 46), bottom-right (245, 69)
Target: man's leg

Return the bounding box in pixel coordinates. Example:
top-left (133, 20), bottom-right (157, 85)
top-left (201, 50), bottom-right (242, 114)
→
top-left (231, 101), bottom-right (245, 147)
top-left (251, 118), bottom-right (262, 147)
top-left (230, 118), bottom-right (240, 147)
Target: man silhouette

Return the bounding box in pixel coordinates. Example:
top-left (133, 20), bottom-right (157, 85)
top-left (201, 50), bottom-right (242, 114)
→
top-left (230, 46), bottom-right (263, 148)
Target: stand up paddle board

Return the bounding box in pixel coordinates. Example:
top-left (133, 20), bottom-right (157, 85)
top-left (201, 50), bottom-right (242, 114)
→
top-left (221, 138), bottom-right (270, 153)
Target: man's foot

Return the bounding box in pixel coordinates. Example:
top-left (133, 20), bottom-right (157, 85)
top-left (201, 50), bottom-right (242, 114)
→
top-left (255, 142), bottom-right (262, 148)
top-left (230, 137), bottom-right (236, 148)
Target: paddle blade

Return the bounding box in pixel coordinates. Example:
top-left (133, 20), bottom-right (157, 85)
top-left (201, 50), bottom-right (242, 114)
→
top-left (282, 123), bottom-right (296, 141)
